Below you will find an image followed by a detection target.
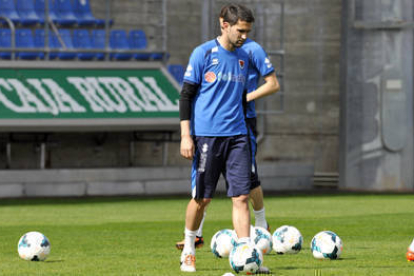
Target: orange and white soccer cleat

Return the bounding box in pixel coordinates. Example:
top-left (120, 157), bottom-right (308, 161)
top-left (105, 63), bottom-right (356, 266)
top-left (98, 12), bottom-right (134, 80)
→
top-left (407, 239), bottom-right (414, 262)
top-left (180, 253), bottom-right (196, 272)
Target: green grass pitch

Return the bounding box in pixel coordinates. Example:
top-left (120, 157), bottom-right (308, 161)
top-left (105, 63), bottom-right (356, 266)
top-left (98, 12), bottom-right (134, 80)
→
top-left (0, 194), bottom-right (413, 275)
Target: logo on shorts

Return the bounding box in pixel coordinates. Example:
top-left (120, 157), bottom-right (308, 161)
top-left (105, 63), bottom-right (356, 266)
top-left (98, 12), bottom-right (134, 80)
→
top-left (239, 60), bottom-right (245, 69)
top-left (198, 143), bottom-right (209, 173)
top-left (204, 71), bottom-right (217, 83)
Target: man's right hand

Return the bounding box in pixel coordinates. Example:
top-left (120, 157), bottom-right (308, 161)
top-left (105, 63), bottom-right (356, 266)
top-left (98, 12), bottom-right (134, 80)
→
top-left (180, 135), bottom-right (195, 160)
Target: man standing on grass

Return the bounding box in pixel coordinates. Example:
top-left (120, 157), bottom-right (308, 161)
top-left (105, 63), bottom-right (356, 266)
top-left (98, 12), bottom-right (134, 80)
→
top-left (176, 9), bottom-right (280, 252)
top-left (179, 4), bottom-right (255, 273)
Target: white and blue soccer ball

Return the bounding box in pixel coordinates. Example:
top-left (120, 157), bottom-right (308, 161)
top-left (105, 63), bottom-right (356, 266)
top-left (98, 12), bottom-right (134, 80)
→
top-left (272, 225), bottom-right (303, 254)
top-left (18, 231), bottom-right (51, 261)
top-left (229, 242), bottom-right (263, 274)
top-left (251, 226), bottom-right (273, 255)
top-left (211, 229), bottom-right (237, 258)
top-left (310, 230), bottom-right (343, 260)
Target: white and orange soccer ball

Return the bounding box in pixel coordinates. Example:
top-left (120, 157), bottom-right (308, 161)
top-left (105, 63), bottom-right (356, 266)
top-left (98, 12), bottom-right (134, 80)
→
top-left (18, 231), bottom-right (51, 261)
top-left (310, 231), bottom-right (343, 259)
top-left (272, 225), bottom-right (303, 254)
top-left (229, 242), bottom-right (263, 274)
top-left (251, 226), bottom-right (273, 255)
top-left (211, 229), bottom-right (237, 258)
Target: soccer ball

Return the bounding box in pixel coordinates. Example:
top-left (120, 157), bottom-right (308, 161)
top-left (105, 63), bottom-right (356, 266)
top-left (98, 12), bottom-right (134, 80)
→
top-left (18, 231), bottom-right (51, 261)
top-left (251, 226), bottom-right (273, 255)
top-left (310, 231), bottom-right (343, 259)
top-left (211, 229), bottom-right (237, 258)
top-left (272, 225), bottom-right (303, 254)
top-left (229, 242), bottom-right (263, 274)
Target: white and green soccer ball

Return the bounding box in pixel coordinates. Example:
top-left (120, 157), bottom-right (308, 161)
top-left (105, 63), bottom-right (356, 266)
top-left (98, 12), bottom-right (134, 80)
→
top-left (229, 242), bottom-right (263, 274)
top-left (211, 229), bottom-right (237, 258)
top-left (18, 231), bottom-right (51, 261)
top-left (251, 226), bottom-right (273, 255)
top-left (310, 231), bottom-right (343, 260)
top-left (272, 225), bottom-right (303, 254)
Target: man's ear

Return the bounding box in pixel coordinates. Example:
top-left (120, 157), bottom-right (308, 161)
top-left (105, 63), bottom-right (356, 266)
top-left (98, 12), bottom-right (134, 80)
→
top-left (219, 17), bottom-right (224, 29)
top-left (221, 20), bottom-right (229, 31)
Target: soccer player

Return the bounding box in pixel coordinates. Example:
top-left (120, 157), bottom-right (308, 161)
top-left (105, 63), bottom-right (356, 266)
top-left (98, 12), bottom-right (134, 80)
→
top-left (176, 7), bottom-right (280, 255)
top-left (179, 4), bottom-right (255, 272)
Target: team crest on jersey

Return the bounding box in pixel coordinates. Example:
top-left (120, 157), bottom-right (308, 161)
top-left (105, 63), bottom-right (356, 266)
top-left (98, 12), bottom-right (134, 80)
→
top-left (212, 58), bottom-right (219, 65)
top-left (239, 59), bottom-right (245, 69)
top-left (204, 71), bottom-right (217, 83)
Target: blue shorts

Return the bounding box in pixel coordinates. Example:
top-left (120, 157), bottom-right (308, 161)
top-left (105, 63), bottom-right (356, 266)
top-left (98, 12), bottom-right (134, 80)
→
top-left (191, 135), bottom-right (251, 199)
top-left (246, 117), bottom-right (261, 190)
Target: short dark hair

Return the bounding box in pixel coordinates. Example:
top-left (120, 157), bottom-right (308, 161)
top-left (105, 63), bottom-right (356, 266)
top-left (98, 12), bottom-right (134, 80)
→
top-left (219, 4), bottom-right (255, 26)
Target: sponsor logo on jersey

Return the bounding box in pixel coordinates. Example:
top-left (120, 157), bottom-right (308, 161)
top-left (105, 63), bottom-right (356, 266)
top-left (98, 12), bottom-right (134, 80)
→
top-left (217, 72), bottom-right (245, 83)
top-left (204, 71), bottom-right (217, 83)
top-left (212, 58), bottom-right (219, 65)
top-left (239, 59), bottom-right (245, 69)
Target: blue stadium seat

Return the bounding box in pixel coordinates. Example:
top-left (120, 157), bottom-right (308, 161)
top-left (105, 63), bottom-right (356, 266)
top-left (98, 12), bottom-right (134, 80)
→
top-left (34, 0), bottom-right (59, 25)
top-left (15, 29), bottom-right (39, 60)
top-left (0, 28), bottom-right (12, 59)
top-left (54, 29), bottom-right (76, 60)
top-left (0, 0), bottom-right (21, 25)
top-left (128, 29), bottom-right (151, 60)
top-left (34, 29), bottom-right (76, 60)
top-left (91, 29), bottom-right (105, 60)
top-left (73, 0), bottom-right (112, 27)
top-left (167, 64), bottom-right (185, 86)
top-left (16, 0), bottom-right (43, 25)
top-left (34, 29), bottom-right (54, 59)
top-left (34, 29), bottom-right (45, 59)
top-left (73, 29), bottom-right (95, 60)
top-left (54, 0), bottom-right (78, 26)
top-left (109, 29), bottom-right (132, 60)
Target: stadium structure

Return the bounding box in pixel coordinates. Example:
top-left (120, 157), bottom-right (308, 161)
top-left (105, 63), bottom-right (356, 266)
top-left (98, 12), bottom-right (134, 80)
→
top-left (0, 0), bottom-right (412, 198)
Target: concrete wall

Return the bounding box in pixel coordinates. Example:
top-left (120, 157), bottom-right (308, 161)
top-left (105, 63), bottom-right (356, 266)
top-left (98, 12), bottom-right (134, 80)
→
top-left (0, 163), bottom-right (313, 198)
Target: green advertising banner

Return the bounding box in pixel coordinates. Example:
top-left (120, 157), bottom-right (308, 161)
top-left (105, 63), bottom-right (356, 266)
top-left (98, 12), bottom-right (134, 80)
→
top-left (0, 68), bottom-right (179, 119)
top-left (0, 66), bottom-right (180, 131)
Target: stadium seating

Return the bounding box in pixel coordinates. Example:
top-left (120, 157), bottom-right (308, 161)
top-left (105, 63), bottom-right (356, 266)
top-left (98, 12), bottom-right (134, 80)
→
top-left (0, 28), bottom-right (11, 59)
top-left (53, 29), bottom-right (76, 59)
top-left (15, 28), bottom-right (39, 59)
top-left (128, 29), bottom-right (166, 61)
top-left (0, 0), bottom-right (21, 25)
top-left (54, 0), bottom-right (78, 26)
top-left (109, 29), bottom-right (132, 60)
top-left (0, 2), bottom-right (166, 63)
top-left (72, 29), bottom-right (95, 60)
top-left (16, 0), bottom-right (43, 25)
top-left (35, 28), bottom-right (76, 60)
top-left (91, 29), bottom-right (105, 60)
top-left (73, 0), bottom-right (112, 27)
top-left (167, 64), bottom-right (185, 86)
top-left (34, 0), bottom-right (59, 25)
top-left (128, 29), bottom-right (151, 60)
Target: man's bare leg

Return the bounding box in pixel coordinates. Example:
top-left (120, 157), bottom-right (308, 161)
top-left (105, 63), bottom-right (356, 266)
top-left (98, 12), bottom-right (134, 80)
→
top-left (250, 186), bottom-right (268, 230)
top-left (232, 194), bottom-right (251, 240)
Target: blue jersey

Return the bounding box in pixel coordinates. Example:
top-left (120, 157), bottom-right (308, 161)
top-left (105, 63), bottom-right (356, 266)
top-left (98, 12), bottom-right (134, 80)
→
top-left (183, 39), bottom-right (250, 136)
top-left (241, 38), bottom-right (275, 118)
